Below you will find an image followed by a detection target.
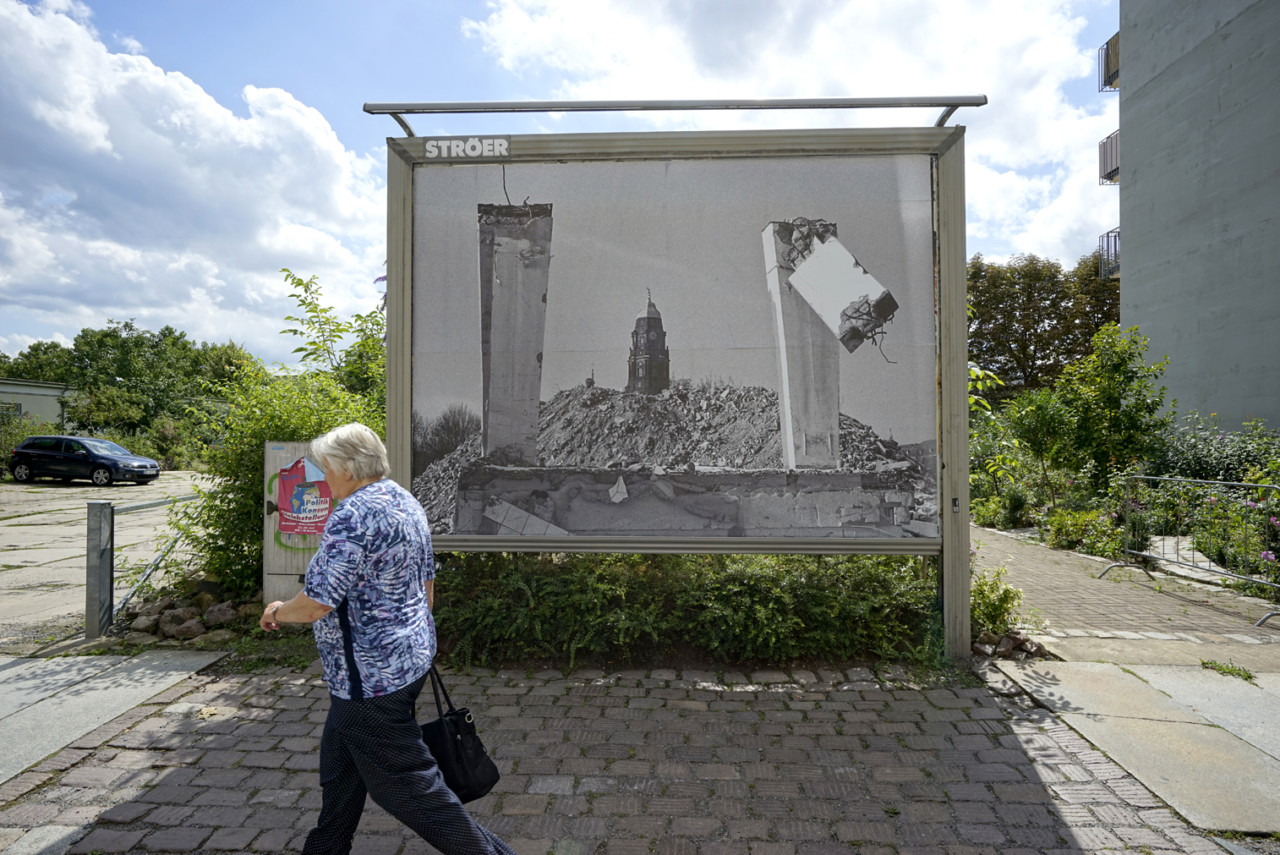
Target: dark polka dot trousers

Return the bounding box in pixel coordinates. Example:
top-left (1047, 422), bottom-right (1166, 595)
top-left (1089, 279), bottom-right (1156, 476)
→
top-left (302, 673), bottom-right (515, 855)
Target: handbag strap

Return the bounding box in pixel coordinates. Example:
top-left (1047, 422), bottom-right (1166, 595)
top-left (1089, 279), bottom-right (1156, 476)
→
top-left (427, 664), bottom-right (458, 718)
top-left (336, 597), bottom-right (364, 700)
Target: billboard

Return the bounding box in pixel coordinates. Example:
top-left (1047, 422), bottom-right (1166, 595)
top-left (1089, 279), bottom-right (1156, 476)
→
top-left (386, 127), bottom-right (968, 557)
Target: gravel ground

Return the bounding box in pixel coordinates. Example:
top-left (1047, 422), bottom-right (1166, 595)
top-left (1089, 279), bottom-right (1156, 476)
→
top-left (0, 613), bottom-right (82, 655)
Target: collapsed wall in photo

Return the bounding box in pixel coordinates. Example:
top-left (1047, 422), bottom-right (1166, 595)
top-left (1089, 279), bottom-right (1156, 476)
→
top-left (762, 217), bottom-right (898, 470)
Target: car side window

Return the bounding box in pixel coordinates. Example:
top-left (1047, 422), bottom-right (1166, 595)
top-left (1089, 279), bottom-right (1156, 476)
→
top-left (63, 441), bottom-right (85, 454)
top-left (30, 438), bottom-right (59, 451)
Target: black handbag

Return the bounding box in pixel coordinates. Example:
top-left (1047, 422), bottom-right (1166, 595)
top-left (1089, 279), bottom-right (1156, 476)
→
top-left (420, 664), bottom-right (500, 803)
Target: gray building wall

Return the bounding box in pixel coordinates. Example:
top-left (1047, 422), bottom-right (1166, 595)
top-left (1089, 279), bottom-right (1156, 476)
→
top-left (0, 377), bottom-right (69, 426)
top-left (1119, 0), bottom-right (1280, 427)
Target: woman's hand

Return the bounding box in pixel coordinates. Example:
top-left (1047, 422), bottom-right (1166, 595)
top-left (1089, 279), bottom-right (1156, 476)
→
top-left (259, 593), bottom-right (333, 631)
top-left (260, 601), bottom-right (285, 632)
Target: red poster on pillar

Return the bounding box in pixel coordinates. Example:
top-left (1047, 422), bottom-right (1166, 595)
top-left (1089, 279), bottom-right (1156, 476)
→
top-left (277, 458), bottom-right (332, 535)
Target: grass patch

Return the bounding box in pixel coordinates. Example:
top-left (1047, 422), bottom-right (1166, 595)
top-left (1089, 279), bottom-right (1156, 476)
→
top-left (1200, 659), bottom-right (1257, 684)
top-left (201, 626), bottom-right (319, 676)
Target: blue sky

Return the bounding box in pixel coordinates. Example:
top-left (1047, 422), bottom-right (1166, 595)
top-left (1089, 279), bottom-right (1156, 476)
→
top-left (0, 0), bottom-right (1120, 364)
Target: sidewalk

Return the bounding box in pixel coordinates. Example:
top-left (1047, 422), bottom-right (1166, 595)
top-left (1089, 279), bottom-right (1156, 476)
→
top-left (974, 524), bottom-right (1280, 843)
top-left (0, 661), bottom-right (1239, 855)
top-left (0, 528), bottom-right (1276, 854)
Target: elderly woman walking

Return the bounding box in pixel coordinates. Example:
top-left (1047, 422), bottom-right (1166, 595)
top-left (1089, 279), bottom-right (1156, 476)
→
top-left (261, 423), bottom-right (515, 855)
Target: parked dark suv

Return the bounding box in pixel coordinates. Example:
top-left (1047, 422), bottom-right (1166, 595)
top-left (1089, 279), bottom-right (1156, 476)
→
top-left (8, 436), bottom-right (161, 485)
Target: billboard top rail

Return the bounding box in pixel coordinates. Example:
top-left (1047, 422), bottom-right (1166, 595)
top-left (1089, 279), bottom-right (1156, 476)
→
top-left (362, 96), bottom-right (989, 136)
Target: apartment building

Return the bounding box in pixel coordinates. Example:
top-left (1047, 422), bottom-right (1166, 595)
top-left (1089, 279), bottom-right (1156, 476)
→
top-left (1102, 0), bottom-right (1280, 427)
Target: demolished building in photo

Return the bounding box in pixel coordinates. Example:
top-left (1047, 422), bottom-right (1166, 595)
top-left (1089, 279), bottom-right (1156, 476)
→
top-left (411, 215), bottom-right (936, 540)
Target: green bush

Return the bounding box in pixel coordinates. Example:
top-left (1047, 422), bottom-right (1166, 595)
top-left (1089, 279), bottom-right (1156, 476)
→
top-left (0, 412), bottom-right (56, 477)
top-left (433, 552), bottom-right (681, 670)
top-left (171, 360), bottom-right (382, 598)
top-left (970, 492), bottom-right (1032, 529)
top-left (1187, 486), bottom-right (1280, 594)
top-left (1044, 508), bottom-right (1124, 559)
top-left (433, 553), bottom-right (948, 669)
top-left (969, 496), bottom-right (1006, 528)
top-left (970, 564), bottom-right (1022, 636)
top-left (1152, 414), bottom-right (1280, 484)
top-left (677, 554), bottom-right (941, 663)
top-left (1052, 324), bottom-right (1171, 489)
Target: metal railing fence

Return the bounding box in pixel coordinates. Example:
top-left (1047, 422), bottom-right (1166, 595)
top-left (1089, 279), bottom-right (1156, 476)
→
top-left (1101, 474), bottom-right (1280, 626)
top-left (85, 494), bottom-right (197, 639)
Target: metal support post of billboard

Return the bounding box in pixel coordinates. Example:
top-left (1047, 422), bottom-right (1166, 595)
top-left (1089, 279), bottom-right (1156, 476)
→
top-left (85, 499), bottom-right (114, 640)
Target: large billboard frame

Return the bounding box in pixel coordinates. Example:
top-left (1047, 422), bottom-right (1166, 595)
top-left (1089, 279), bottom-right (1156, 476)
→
top-left (384, 125), bottom-right (970, 654)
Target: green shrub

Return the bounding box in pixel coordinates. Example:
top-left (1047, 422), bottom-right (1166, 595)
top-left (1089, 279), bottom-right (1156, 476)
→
top-left (971, 490), bottom-right (1033, 530)
top-left (676, 554), bottom-right (940, 664)
top-left (1052, 324), bottom-right (1171, 490)
top-left (171, 360), bottom-right (382, 598)
top-left (433, 553), bottom-right (946, 669)
top-left (0, 412), bottom-right (56, 477)
top-left (970, 564), bottom-right (1022, 636)
top-left (433, 552), bottom-right (682, 670)
top-left (1044, 508), bottom-right (1124, 559)
top-left (1152, 414), bottom-right (1280, 483)
top-left (970, 496), bottom-right (1006, 528)
top-left (1188, 486), bottom-right (1280, 595)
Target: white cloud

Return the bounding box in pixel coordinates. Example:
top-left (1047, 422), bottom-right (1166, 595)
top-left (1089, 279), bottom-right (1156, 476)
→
top-left (0, 0), bottom-right (1122, 364)
top-left (462, 0), bottom-right (1119, 262)
top-left (0, 0), bottom-right (386, 361)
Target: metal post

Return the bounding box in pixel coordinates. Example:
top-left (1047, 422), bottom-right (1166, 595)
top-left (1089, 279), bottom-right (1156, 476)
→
top-left (86, 500), bottom-right (114, 639)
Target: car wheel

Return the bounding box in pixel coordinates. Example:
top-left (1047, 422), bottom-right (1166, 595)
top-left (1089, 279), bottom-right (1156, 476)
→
top-left (91, 467), bottom-right (113, 486)
top-left (12, 463), bottom-right (31, 482)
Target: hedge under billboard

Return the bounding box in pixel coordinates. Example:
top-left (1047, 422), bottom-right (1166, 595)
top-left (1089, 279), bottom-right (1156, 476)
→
top-left (406, 140), bottom-right (941, 543)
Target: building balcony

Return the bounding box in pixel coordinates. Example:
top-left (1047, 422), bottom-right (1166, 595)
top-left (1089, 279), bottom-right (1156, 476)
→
top-left (1098, 31), bottom-right (1120, 90)
top-left (1099, 130), bottom-right (1119, 184)
top-left (1099, 228), bottom-right (1120, 279)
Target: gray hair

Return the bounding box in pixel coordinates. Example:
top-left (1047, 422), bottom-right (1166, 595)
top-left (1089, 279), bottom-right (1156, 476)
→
top-left (310, 423), bottom-right (389, 481)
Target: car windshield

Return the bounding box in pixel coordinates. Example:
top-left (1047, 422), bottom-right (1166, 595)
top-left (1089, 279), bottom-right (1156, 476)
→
top-left (82, 439), bottom-right (133, 456)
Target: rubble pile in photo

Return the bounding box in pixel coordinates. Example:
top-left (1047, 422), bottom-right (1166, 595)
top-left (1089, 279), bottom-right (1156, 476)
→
top-left (412, 381), bottom-right (934, 534)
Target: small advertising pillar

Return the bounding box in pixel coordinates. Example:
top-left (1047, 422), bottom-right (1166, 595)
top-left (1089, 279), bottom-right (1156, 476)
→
top-left (263, 442), bottom-right (332, 604)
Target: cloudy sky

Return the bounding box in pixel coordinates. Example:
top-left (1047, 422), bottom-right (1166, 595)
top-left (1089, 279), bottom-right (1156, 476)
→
top-left (0, 0), bottom-right (1120, 364)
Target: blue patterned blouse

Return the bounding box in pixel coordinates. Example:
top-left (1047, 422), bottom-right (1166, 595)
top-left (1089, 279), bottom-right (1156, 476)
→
top-left (304, 478), bottom-right (436, 700)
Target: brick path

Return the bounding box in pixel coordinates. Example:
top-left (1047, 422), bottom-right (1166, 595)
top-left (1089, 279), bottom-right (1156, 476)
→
top-left (0, 661), bottom-right (1235, 854)
top-left (972, 525), bottom-right (1280, 642)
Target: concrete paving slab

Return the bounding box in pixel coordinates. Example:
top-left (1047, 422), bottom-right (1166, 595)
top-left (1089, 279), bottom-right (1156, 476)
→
top-left (1060, 712), bottom-right (1280, 833)
top-left (0, 649), bottom-right (223, 786)
top-left (996, 659), bottom-right (1209, 721)
top-left (2, 825), bottom-right (86, 855)
top-left (1129, 664), bottom-right (1280, 761)
top-left (0, 655), bottom-right (127, 720)
top-left (1037, 636), bottom-right (1280, 670)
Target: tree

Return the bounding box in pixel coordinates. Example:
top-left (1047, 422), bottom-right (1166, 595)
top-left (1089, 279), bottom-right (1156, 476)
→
top-left (1002, 387), bottom-right (1073, 509)
top-left (3, 340), bottom-right (75, 383)
top-left (279, 269), bottom-right (386, 408)
top-left (174, 269), bottom-right (387, 595)
top-left (1052, 324), bottom-right (1172, 488)
top-left (413, 403), bottom-right (481, 468)
top-left (967, 252), bottom-right (1119, 400)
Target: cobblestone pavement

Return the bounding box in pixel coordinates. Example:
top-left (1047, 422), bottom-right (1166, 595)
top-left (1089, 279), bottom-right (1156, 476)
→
top-left (972, 526), bottom-right (1280, 642)
top-left (0, 661), bottom-right (1237, 855)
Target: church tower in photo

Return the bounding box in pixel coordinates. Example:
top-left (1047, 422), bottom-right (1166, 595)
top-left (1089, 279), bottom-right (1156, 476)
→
top-left (625, 291), bottom-right (670, 395)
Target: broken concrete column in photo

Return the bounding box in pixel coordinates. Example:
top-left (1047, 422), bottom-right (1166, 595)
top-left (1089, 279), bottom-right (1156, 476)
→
top-left (478, 203), bottom-right (553, 464)
top-left (786, 229), bottom-right (898, 354)
top-left (762, 220), bottom-right (841, 470)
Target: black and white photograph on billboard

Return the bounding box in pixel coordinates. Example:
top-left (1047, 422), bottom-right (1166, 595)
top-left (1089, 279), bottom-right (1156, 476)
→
top-left (409, 150), bottom-right (938, 541)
